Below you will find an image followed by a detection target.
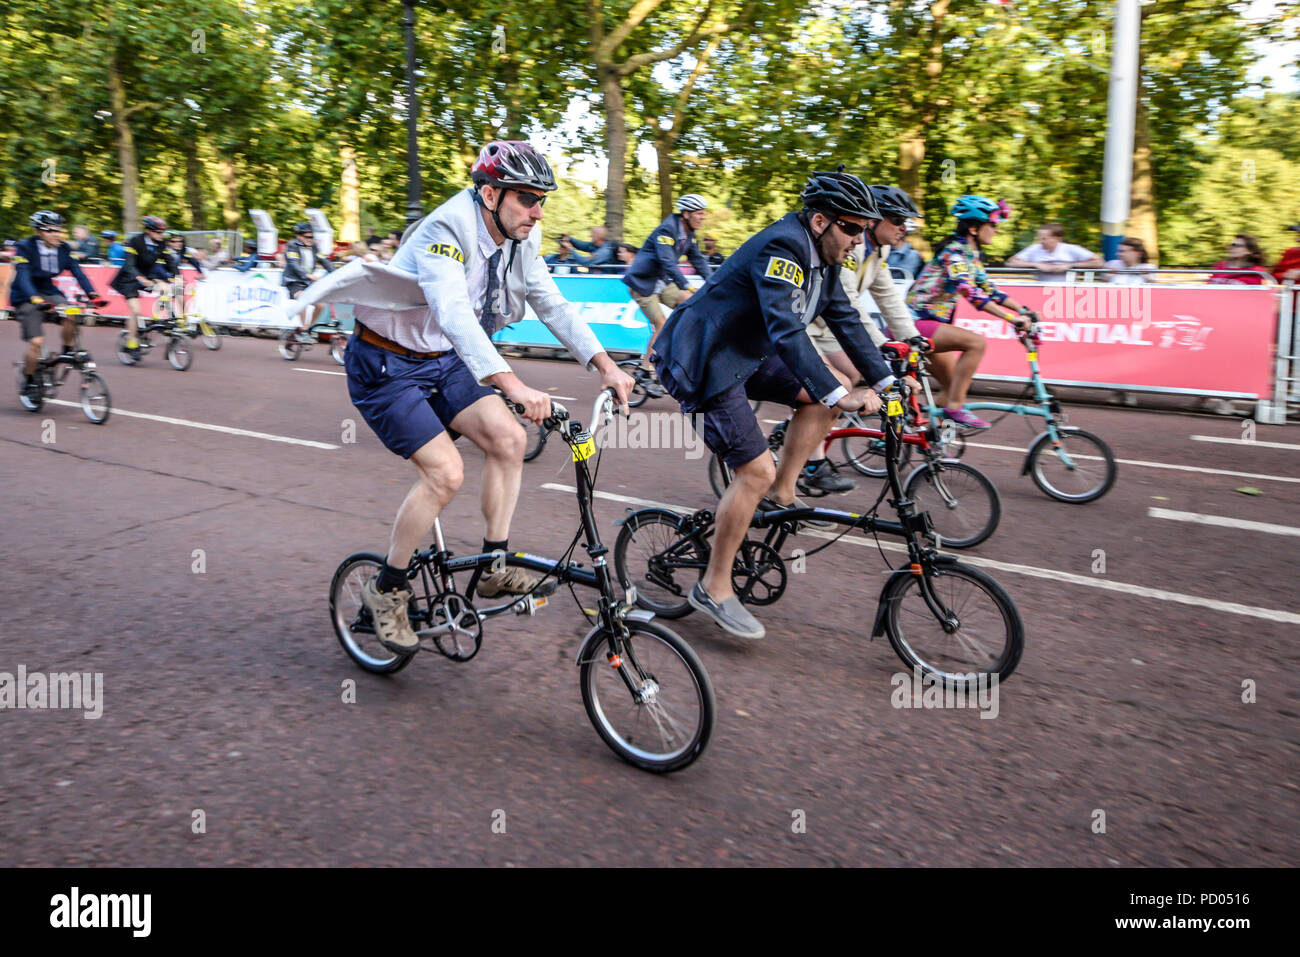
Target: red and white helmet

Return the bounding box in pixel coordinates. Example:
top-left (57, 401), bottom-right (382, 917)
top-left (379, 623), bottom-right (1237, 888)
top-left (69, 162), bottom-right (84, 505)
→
top-left (471, 140), bottom-right (557, 192)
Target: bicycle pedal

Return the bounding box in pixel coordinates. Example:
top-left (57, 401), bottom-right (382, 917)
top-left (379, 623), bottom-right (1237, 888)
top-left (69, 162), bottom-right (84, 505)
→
top-left (513, 593), bottom-right (550, 616)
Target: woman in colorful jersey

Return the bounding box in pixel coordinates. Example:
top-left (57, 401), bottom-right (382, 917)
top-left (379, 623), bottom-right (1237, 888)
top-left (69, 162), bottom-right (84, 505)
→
top-left (905, 194), bottom-right (1034, 428)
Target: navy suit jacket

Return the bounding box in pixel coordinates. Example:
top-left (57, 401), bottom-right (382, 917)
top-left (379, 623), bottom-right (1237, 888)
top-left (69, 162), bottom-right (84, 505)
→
top-left (651, 212), bottom-right (893, 410)
top-left (622, 213), bottom-right (713, 297)
top-left (10, 236), bottom-right (96, 305)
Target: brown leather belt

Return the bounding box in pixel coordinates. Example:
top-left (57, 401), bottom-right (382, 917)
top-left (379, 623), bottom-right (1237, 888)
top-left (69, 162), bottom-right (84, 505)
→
top-left (355, 322), bottom-right (448, 360)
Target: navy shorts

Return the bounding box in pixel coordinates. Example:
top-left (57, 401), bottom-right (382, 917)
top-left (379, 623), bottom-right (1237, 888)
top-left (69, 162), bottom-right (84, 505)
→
top-left (285, 281), bottom-right (310, 299)
top-left (656, 354), bottom-right (806, 469)
top-left (345, 334), bottom-right (495, 459)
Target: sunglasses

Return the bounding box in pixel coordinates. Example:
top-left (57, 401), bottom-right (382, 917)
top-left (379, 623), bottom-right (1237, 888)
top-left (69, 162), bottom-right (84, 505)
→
top-left (882, 214), bottom-right (906, 227)
top-left (833, 219), bottom-right (866, 238)
top-left (511, 190), bottom-right (547, 209)
top-left (1229, 241), bottom-right (1246, 248)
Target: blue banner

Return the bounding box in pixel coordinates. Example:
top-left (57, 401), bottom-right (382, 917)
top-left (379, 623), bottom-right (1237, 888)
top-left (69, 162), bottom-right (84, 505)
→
top-left (492, 275), bottom-right (652, 353)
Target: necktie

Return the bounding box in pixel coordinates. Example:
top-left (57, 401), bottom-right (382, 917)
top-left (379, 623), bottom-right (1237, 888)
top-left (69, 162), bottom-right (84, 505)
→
top-left (800, 266), bottom-right (824, 326)
top-left (481, 248), bottom-right (503, 339)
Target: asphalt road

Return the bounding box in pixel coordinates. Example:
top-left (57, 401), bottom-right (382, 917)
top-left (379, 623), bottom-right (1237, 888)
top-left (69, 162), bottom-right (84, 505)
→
top-left (1, 327), bottom-right (1296, 866)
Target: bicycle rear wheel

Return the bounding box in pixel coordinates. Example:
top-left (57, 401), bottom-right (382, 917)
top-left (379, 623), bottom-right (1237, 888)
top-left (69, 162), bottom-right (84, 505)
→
top-left (278, 328), bottom-right (305, 360)
top-left (1026, 427), bottom-right (1116, 503)
top-left (329, 333), bottom-right (348, 365)
top-left (882, 561), bottom-right (1023, 684)
top-left (840, 431), bottom-right (912, 477)
top-left (330, 552), bottom-right (416, 674)
top-left (579, 619), bottom-right (714, 773)
top-left (903, 460), bottom-right (1000, 549)
top-left (80, 371), bottom-right (111, 424)
top-left (613, 509), bottom-right (704, 619)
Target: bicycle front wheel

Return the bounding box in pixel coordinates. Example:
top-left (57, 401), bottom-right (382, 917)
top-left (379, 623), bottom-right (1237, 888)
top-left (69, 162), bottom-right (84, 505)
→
top-left (514, 407), bottom-right (547, 462)
top-left (330, 552), bottom-right (416, 674)
top-left (882, 561), bottom-right (1023, 684)
top-left (80, 372), bottom-right (111, 424)
top-left (613, 509), bottom-right (704, 619)
top-left (707, 453), bottom-right (731, 498)
top-left (903, 459), bottom-right (1000, 549)
top-left (840, 431), bottom-right (912, 477)
top-left (579, 619), bottom-right (715, 773)
top-left (199, 321), bottom-right (222, 350)
top-left (329, 333), bottom-right (348, 365)
top-left (1026, 427), bottom-right (1116, 503)
top-left (166, 337), bottom-right (193, 371)
top-left (278, 328), bottom-right (304, 360)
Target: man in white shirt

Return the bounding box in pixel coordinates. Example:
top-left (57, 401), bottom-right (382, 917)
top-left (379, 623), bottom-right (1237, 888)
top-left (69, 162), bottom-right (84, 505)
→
top-left (296, 140), bottom-right (633, 654)
top-left (1006, 223), bottom-right (1104, 281)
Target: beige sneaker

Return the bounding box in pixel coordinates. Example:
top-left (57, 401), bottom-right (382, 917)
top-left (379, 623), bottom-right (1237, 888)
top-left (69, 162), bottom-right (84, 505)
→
top-left (361, 576), bottom-right (419, 653)
top-left (476, 565), bottom-right (559, 599)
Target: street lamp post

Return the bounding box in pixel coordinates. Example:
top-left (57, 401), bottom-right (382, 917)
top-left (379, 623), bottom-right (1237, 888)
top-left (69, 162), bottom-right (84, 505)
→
top-left (402, 0), bottom-right (423, 229)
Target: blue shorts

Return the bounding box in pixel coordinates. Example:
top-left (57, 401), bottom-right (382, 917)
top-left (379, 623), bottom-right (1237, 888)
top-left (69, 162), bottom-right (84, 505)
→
top-left (345, 334), bottom-right (495, 459)
top-left (657, 354), bottom-right (806, 469)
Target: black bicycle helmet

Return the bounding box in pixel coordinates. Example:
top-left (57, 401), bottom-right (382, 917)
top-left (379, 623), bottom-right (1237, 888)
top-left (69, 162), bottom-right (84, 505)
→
top-left (141, 215), bottom-right (168, 231)
top-left (30, 210), bottom-right (65, 230)
top-left (800, 167), bottom-right (878, 220)
top-left (471, 140), bottom-right (557, 192)
top-left (293, 221), bottom-right (313, 235)
top-left (869, 185), bottom-right (921, 220)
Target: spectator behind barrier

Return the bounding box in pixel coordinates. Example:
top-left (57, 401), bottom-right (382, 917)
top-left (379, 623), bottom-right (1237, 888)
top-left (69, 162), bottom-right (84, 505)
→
top-left (1106, 237), bottom-right (1156, 285)
top-left (545, 235), bottom-right (590, 270)
top-left (70, 225), bottom-right (101, 263)
top-left (701, 235), bottom-right (725, 267)
top-left (1209, 234), bottom-right (1272, 285)
top-left (206, 238), bottom-right (231, 269)
top-left (613, 242), bottom-right (637, 274)
top-left (102, 231), bottom-right (126, 266)
top-left (234, 240), bottom-right (260, 272)
top-left (886, 230), bottom-right (925, 279)
top-left (568, 225), bottom-right (618, 268)
top-left (1006, 223), bottom-right (1105, 280)
top-left (1272, 223), bottom-right (1300, 283)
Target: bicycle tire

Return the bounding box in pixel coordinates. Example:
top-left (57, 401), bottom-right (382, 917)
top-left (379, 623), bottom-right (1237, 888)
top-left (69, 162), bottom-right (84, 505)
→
top-left (707, 453), bottom-right (730, 499)
top-left (613, 509), bottom-right (704, 619)
top-left (199, 321), bottom-right (222, 350)
top-left (882, 561), bottom-right (1024, 684)
top-left (1026, 427), bottom-right (1116, 503)
top-left (330, 552), bottom-right (417, 675)
top-left (166, 337), bottom-right (193, 371)
top-left (329, 333), bottom-right (348, 365)
top-left (278, 328), bottom-right (304, 360)
top-left (578, 618), bottom-right (715, 773)
top-left (514, 408), bottom-right (547, 462)
top-left (840, 431), bottom-right (912, 478)
top-left (80, 371), bottom-right (111, 424)
top-left (902, 460), bottom-right (1000, 549)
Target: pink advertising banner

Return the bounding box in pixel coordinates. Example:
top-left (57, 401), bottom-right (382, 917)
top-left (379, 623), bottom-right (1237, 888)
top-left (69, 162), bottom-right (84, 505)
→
top-left (952, 282), bottom-right (1279, 398)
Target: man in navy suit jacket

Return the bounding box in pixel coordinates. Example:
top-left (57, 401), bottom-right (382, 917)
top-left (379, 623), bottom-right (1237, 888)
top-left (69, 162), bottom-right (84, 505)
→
top-left (12, 210), bottom-right (98, 396)
top-left (650, 168), bottom-right (896, 640)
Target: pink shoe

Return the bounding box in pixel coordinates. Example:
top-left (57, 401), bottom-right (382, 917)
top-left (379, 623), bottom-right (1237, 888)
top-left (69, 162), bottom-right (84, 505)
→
top-left (944, 406), bottom-right (990, 429)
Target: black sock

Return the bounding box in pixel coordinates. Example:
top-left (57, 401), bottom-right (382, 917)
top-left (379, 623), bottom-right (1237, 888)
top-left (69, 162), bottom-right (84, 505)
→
top-left (483, 539), bottom-right (508, 557)
top-left (376, 562), bottom-right (408, 593)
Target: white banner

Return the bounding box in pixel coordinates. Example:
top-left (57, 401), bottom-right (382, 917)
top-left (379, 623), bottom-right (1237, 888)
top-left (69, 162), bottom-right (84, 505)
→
top-left (195, 268), bottom-right (297, 328)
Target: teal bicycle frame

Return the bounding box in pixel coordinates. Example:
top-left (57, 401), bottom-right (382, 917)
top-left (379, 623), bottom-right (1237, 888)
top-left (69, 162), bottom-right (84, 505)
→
top-left (916, 325), bottom-right (1117, 503)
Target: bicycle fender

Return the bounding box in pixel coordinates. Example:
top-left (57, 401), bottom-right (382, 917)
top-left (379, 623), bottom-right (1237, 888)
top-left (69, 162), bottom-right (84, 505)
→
top-left (871, 569), bottom-right (911, 638)
top-left (1022, 430), bottom-right (1057, 475)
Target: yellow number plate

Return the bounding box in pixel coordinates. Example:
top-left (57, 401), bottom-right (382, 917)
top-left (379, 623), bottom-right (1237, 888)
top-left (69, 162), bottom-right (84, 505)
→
top-left (1027, 351), bottom-right (1038, 362)
top-left (571, 438), bottom-right (596, 462)
top-left (887, 399), bottom-right (904, 417)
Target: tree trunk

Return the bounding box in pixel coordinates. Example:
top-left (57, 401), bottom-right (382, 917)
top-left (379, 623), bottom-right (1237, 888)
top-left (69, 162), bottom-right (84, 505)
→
top-left (217, 157), bottom-right (241, 231)
top-left (601, 70), bottom-right (628, 242)
top-left (182, 136), bottom-right (205, 229)
top-left (655, 133), bottom-right (674, 220)
top-left (898, 0), bottom-right (948, 258)
top-left (339, 143), bottom-right (361, 243)
top-left (1129, 49), bottom-right (1158, 264)
top-left (107, 54), bottom-right (140, 234)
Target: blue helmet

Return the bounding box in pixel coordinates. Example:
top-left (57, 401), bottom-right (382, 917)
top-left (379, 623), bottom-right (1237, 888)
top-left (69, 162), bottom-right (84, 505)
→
top-left (950, 194), bottom-right (1010, 224)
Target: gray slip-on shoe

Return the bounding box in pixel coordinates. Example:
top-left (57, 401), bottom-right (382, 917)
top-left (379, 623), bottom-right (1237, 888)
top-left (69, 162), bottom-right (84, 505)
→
top-left (688, 582), bottom-right (765, 640)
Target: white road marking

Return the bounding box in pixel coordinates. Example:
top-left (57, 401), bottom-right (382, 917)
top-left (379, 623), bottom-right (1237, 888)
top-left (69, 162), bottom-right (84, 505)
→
top-left (292, 368), bottom-right (347, 376)
top-left (1190, 435), bottom-right (1300, 451)
top-left (546, 393), bottom-right (579, 401)
top-left (1148, 507), bottom-right (1300, 538)
top-left (543, 484), bottom-right (1300, 625)
top-left (46, 400), bottom-right (339, 449)
top-left (962, 440), bottom-right (1300, 485)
